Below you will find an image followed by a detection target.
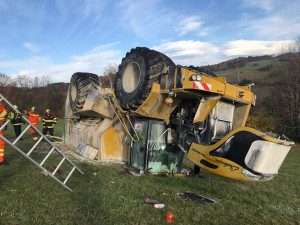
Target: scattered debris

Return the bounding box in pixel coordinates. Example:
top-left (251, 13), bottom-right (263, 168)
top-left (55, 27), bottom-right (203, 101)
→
top-left (119, 171), bottom-right (128, 176)
top-left (165, 213), bottom-right (175, 223)
top-left (76, 142), bottom-right (99, 160)
top-left (144, 198), bottom-right (159, 204)
top-left (181, 168), bottom-right (190, 175)
top-left (107, 181), bottom-right (115, 186)
top-left (177, 191), bottom-right (215, 204)
top-left (153, 203), bottom-right (165, 208)
top-left (128, 171), bottom-right (142, 177)
top-left (93, 172), bottom-right (97, 176)
top-left (120, 195), bottom-right (125, 200)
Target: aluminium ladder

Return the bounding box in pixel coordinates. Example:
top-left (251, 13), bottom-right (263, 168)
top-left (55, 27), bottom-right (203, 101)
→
top-left (0, 93), bottom-right (84, 191)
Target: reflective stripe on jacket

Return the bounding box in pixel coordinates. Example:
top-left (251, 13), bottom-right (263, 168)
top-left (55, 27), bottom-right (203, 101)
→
top-left (8, 112), bottom-right (23, 125)
top-left (0, 103), bottom-right (8, 122)
top-left (42, 114), bottom-right (57, 128)
top-left (26, 111), bottom-right (41, 124)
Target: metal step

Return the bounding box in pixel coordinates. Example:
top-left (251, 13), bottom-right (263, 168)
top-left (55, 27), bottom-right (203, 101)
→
top-left (0, 93), bottom-right (84, 191)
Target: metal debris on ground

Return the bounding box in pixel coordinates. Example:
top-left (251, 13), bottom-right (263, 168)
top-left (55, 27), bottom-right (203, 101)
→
top-left (177, 191), bottom-right (215, 204)
top-left (180, 168), bottom-right (190, 175)
top-left (119, 195), bottom-right (125, 200)
top-left (153, 203), bottom-right (165, 208)
top-left (144, 198), bottom-right (160, 204)
top-left (75, 142), bottom-right (99, 160)
top-left (119, 171), bottom-right (128, 176)
top-left (128, 171), bottom-right (142, 176)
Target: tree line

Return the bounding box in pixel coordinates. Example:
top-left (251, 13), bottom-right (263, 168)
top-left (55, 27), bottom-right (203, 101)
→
top-left (0, 74), bottom-right (68, 118)
top-left (247, 39), bottom-right (300, 142)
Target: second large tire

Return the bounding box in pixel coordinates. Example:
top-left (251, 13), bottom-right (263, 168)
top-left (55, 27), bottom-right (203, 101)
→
top-left (114, 47), bottom-right (175, 110)
top-left (69, 72), bottom-right (101, 112)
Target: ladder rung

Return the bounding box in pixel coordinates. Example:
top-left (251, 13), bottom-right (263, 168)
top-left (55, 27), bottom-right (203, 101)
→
top-left (0, 119), bottom-right (10, 132)
top-left (63, 167), bottom-right (76, 184)
top-left (40, 147), bottom-right (55, 166)
top-left (27, 137), bottom-right (44, 156)
top-left (13, 125), bottom-right (31, 145)
top-left (52, 157), bottom-right (65, 176)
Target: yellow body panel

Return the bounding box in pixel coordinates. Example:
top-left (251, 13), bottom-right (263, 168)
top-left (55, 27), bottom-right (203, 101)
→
top-left (193, 95), bottom-right (221, 123)
top-left (101, 126), bottom-right (129, 161)
top-left (134, 83), bottom-right (181, 123)
top-left (187, 126), bottom-right (294, 180)
top-left (137, 66), bottom-right (255, 124)
top-left (180, 68), bottom-right (226, 95)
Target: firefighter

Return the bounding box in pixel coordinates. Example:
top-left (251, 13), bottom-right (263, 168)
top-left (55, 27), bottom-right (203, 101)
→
top-left (26, 106), bottom-right (41, 142)
top-left (0, 102), bottom-right (9, 165)
top-left (7, 105), bottom-right (24, 138)
top-left (42, 109), bottom-right (57, 136)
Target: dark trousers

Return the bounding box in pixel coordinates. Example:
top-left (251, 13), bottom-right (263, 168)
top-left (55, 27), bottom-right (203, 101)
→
top-left (43, 127), bottom-right (54, 136)
top-left (13, 125), bottom-right (21, 137)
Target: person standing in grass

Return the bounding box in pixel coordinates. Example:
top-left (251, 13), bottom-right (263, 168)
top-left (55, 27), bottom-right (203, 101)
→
top-left (7, 105), bottom-right (24, 138)
top-left (0, 102), bottom-right (9, 165)
top-left (26, 106), bottom-right (41, 142)
top-left (42, 109), bottom-right (57, 137)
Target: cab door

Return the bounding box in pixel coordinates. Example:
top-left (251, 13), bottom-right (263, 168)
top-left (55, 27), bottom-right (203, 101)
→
top-left (129, 120), bottom-right (149, 170)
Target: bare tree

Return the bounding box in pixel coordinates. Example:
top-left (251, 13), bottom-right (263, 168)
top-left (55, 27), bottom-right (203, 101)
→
top-left (265, 39), bottom-right (300, 141)
top-left (101, 62), bottom-right (118, 88)
top-left (0, 73), bottom-right (11, 87)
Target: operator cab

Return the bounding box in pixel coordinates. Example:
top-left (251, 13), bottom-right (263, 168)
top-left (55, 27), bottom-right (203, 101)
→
top-left (129, 118), bottom-right (185, 174)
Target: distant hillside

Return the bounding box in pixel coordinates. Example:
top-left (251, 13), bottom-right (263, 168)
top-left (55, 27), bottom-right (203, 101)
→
top-left (192, 53), bottom-right (300, 108)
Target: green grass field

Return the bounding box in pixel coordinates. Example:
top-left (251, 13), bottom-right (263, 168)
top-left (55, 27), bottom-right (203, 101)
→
top-left (215, 58), bottom-right (281, 84)
top-left (216, 59), bottom-right (279, 75)
top-left (0, 119), bottom-right (299, 224)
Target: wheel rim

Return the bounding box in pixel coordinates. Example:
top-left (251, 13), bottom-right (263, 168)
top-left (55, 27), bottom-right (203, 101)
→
top-left (122, 62), bottom-right (141, 93)
top-left (70, 83), bottom-right (77, 102)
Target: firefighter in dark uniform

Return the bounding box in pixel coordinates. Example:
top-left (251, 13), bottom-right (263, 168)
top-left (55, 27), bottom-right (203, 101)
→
top-left (42, 109), bottom-right (57, 136)
top-left (7, 105), bottom-right (24, 138)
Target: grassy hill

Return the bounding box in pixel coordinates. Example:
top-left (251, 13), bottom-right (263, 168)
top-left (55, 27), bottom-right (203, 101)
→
top-left (214, 58), bottom-right (280, 84)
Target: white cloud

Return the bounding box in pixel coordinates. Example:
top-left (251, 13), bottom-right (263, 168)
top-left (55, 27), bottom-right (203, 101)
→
top-left (243, 0), bottom-right (274, 12)
top-left (0, 60), bottom-right (24, 69)
top-left (198, 27), bottom-right (210, 37)
top-left (222, 40), bottom-right (294, 56)
top-left (3, 39), bottom-right (296, 83)
top-left (24, 42), bottom-right (42, 54)
top-left (153, 40), bottom-right (220, 66)
top-left (245, 16), bottom-right (300, 40)
top-left (239, 1), bottom-right (300, 39)
top-left (176, 16), bottom-right (203, 36)
top-left (152, 39), bottom-right (295, 66)
top-left (16, 42), bottom-right (122, 83)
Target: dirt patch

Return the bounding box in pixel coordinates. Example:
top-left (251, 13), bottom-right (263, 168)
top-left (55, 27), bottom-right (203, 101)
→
top-left (237, 183), bottom-right (253, 191)
top-left (291, 143), bottom-right (300, 151)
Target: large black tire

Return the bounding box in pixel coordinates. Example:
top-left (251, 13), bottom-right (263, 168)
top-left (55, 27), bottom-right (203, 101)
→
top-left (69, 72), bottom-right (101, 112)
top-left (114, 47), bottom-right (175, 110)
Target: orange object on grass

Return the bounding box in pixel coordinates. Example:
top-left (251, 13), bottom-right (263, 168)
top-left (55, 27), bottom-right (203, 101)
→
top-left (165, 212), bottom-right (175, 223)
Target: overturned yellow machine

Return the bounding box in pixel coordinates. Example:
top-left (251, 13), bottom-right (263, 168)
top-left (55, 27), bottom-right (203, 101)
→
top-left (64, 47), bottom-right (294, 181)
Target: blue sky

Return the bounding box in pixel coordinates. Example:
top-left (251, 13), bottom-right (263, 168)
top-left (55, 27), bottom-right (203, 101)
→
top-left (0, 0), bottom-right (299, 82)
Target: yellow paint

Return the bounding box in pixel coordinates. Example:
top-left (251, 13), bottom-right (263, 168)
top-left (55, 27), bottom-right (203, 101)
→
top-left (193, 95), bottom-right (221, 123)
top-left (134, 83), bottom-right (181, 123)
top-left (187, 126), bottom-right (294, 180)
top-left (101, 126), bottom-right (129, 161)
